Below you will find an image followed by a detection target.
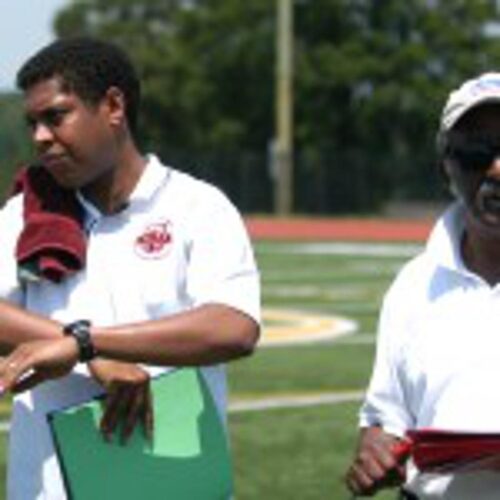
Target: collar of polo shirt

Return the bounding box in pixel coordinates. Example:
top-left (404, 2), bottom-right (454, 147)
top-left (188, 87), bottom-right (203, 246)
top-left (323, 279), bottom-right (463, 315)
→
top-left (76, 155), bottom-right (171, 224)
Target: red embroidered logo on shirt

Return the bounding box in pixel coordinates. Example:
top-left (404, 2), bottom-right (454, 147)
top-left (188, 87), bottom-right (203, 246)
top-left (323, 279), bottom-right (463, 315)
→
top-left (135, 220), bottom-right (172, 259)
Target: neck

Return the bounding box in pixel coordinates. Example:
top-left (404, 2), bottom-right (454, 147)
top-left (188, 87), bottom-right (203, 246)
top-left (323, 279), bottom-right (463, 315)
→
top-left (82, 144), bottom-right (146, 215)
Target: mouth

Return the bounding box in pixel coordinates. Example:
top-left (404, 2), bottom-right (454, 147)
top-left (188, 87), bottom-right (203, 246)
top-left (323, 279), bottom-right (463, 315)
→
top-left (40, 153), bottom-right (67, 167)
top-left (477, 180), bottom-right (500, 216)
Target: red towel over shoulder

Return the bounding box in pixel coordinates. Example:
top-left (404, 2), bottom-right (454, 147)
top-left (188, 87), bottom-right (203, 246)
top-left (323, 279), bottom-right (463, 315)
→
top-left (11, 165), bottom-right (86, 283)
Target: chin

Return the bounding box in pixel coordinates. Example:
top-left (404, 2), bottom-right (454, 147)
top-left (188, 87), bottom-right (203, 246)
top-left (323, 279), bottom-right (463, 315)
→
top-left (52, 177), bottom-right (85, 192)
top-left (42, 167), bottom-right (77, 189)
top-left (50, 177), bottom-right (78, 190)
top-left (473, 213), bottom-right (500, 235)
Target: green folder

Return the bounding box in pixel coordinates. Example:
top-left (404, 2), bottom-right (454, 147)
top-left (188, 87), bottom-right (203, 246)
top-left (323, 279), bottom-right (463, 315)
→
top-left (48, 368), bottom-right (233, 500)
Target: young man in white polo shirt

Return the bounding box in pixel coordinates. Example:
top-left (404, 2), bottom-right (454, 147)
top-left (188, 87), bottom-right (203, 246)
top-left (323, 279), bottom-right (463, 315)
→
top-left (345, 73), bottom-right (500, 499)
top-left (0, 37), bottom-right (260, 499)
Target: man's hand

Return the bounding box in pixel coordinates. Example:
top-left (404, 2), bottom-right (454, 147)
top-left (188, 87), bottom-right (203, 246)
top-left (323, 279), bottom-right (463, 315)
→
top-left (88, 360), bottom-right (153, 444)
top-left (345, 426), bottom-right (409, 497)
top-left (0, 337), bottom-right (79, 394)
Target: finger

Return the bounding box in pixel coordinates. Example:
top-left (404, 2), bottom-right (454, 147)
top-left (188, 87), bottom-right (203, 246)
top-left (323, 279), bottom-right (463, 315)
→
top-left (353, 448), bottom-right (398, 495)
top-left (141, 385), bottom-right (153, 442)
top-left (0, 356), bottom-right (35, 393)
top-left (11, 370), bottom-right (49, 393)
top-left (101, 387), bottom-right (128, 440)
top-left (122, 386), bottom-right (150, 443)
top-left (368, 443), bottom-right (406, 488)
top-left (346, 464), bottom-right (377, 496)
top-left (100, 385), bottom-right (131, 441)
top-left (345, 470), bottom-right (361, 495)
top-left (368, 442), bottom-right (398, 470)
top-left (355, 452), bottom-right (389, 484)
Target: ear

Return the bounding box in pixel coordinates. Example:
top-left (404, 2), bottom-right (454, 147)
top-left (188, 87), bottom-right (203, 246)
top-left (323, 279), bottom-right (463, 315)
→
top-left (436, 155), bottom-right (450, 185)
top-left (441, 158), bottom-right (452, 178)
top-left (102, 87), bottom-right (126, 128)
top-left (441, 158), bottom-right (461, 198)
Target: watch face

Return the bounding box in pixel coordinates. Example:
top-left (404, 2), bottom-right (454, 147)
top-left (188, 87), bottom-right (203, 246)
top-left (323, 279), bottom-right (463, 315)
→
top-left (63, 320), bottom-right (94, 361)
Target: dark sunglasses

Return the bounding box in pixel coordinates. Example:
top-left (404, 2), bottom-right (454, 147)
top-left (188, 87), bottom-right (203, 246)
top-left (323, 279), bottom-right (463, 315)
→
top-left (446, 140), bottom-right (500, 171)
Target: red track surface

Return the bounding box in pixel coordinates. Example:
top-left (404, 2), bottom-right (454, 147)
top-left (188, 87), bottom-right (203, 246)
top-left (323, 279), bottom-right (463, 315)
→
top-left (245, 216), bottom-right (433, 242)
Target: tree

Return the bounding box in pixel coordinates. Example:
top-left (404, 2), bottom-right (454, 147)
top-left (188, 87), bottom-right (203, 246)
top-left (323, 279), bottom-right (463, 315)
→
top-left (0, 93), bottom-right (32, 197)
top-left (41, 1), bottom-right (500, 211)
top-left (55, 0), bottom-right (275, 153)
top-left (293, 0), bottom-right (500, 211)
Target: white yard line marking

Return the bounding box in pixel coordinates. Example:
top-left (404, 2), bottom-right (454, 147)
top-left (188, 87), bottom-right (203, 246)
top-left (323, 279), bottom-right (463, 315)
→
top-left (259, 241), bottom-right (422, 258)
top-left (0, 391), bottom-right (366, 432)
top-left (229, 391), bottom-right (364, 413)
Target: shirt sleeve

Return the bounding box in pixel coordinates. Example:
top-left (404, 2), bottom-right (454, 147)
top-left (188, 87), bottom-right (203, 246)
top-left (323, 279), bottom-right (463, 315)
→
top-left (358, 278), bottom-right (414, 438)
top-left (0, 196), bottom-right (24, 305)
top-left (184, 186), bottom-right (261, 324)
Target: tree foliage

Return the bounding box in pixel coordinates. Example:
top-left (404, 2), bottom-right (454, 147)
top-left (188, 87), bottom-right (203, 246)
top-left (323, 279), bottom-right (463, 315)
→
top-left (3, 0), bottom-right (500, 213)
top-left (292, 0), bottom-right (500, 210)
top-left (0, 94), bottom-right (33, 197)
top-left (55, 0), bottom-right (275, 154)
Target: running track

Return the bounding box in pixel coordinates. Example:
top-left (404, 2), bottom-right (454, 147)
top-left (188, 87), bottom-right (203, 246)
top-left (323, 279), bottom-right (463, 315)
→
top-left (245, 216), bottom-right (432, 242)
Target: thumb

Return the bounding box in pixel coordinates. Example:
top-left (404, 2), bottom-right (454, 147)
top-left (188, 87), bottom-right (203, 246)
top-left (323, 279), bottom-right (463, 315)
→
top-left (11, 370), bottom-right (50, 394)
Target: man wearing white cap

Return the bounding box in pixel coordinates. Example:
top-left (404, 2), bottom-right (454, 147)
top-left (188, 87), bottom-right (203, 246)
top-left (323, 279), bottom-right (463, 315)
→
top-left (345, 72), bottom-right (500, 499)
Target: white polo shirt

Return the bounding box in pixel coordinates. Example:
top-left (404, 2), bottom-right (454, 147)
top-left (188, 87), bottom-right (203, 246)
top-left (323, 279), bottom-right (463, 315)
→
top-left (0, 155), bottom-right (260, 500)
top-left (360, 202), bottom-right (500, 499)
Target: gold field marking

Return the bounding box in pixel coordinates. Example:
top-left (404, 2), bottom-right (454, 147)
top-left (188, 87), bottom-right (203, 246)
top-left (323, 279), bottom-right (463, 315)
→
top-left (260, 308), bottom-right (357, 346)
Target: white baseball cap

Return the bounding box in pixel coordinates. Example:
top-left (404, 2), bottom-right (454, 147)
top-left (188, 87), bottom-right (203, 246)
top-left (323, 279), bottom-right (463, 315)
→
top-left (440, 72), bottom-right (500, 134)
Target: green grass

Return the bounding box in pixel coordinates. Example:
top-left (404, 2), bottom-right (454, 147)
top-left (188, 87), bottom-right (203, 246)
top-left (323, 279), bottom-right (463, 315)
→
top-left (227, 240), bottom-right (416, 499)
top-left (230, 403), bottom-right (396, 500)
top-left (228, 343), bottom-right (376, 395)
top-left (0, 433), bottom-right (6, 500)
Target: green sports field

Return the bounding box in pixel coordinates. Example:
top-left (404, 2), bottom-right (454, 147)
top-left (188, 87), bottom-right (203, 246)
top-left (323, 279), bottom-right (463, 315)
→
top-left (228, 240), bottom-right (421, 499)
top-left (0, 240), bottom-right (421, 499)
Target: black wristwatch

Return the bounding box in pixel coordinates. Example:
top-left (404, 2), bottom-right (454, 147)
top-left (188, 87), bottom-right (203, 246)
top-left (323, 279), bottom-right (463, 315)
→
top-left (63, 320), bottom-right (95, 361)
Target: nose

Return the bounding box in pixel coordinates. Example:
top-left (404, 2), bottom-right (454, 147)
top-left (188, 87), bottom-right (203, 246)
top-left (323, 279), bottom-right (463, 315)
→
top-left (486, 155), bottom-right (500, 177)
top-left (32, 122), bottom-right (54, 148)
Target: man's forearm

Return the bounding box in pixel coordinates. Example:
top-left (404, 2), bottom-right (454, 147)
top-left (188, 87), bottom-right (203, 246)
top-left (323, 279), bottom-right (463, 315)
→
top-left (0, 303), bottom-right (259, 395)
top-left (0, 300), bottom-right (260, 365)
top-left (0, 299), bottom-right (61, 354)
top-left (91, 304), bottom-right (260, 366)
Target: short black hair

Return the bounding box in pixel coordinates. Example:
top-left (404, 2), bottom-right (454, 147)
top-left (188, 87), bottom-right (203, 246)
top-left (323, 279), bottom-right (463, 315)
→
top-left (16, 37), bottom-right (141, 137)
